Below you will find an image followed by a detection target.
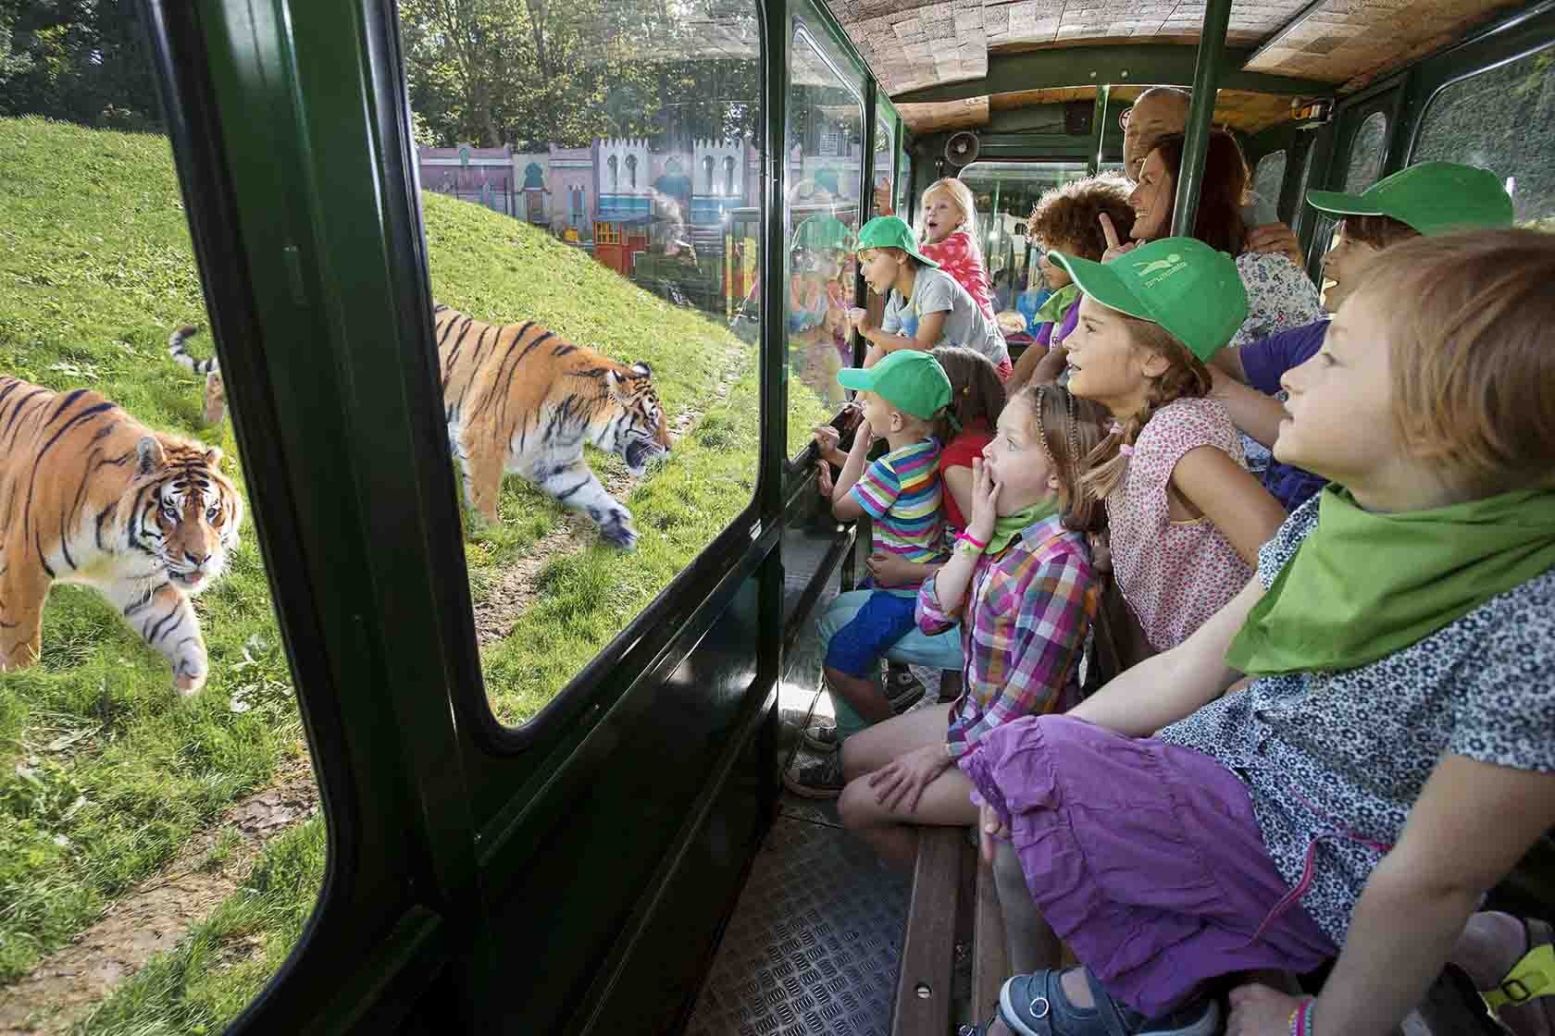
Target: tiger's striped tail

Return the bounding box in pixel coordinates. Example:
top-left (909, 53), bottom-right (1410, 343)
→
top-left (168, 325), bottom-right (219, 376)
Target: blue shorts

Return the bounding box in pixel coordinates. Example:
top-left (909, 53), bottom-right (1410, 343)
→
top-left (823, 588), bottom-right (921, 678)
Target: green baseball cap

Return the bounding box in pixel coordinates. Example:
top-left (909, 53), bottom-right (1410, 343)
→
top-left (1306, 161), bottom-right (1513, 235)
top-left (855, 215), bottom-right (940, 268)
top-left (837, 350), bottom-right (952, 420)
top-left (793, 213), bottom-right (853, 253)
top-left (1050, 237), bottom-right (1248, 362)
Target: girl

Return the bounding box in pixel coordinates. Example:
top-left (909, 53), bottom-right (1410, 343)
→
top-left (1056, 236), bottom-right (1287, 653)
top-left (1009, 174), bottom-right (1135, 391)
top-left (800, 347), bottom-right (1006, 768)
top-left (919, 177), bottom-right (998, 323)
top-left (1120, 129), bottom-right (1323, 354)
top-left (834, 382), bottom-right (1105, 864)
top-left (848, 215), bottom-right (1011, 374)
top-left (966, 228), bottom-right (1555, 1036)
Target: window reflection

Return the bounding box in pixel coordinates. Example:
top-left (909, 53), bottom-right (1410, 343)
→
top-left (785, 26), bottom-right (862, 446)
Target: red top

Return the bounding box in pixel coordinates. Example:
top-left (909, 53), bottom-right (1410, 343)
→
top-left (920, 230), bottom-right (997, 322)
top-left (938, 420), bottom-right (994, 531)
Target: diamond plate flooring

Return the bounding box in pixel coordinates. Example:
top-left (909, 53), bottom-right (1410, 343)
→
top-left (682, 814), bottom-right (909, 1036)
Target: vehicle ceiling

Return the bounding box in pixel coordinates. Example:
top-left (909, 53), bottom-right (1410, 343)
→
top-left (821, 0), bottom-right (1525, 132)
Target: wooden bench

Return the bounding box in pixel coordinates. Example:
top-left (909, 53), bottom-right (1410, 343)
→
top-left (891, 827), bottom-right (1008, 1036)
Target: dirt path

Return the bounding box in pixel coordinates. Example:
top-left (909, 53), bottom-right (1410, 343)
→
top-left (0, 754), bottom-right (320, 1035)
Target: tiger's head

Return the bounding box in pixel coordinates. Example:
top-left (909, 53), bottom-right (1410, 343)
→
top-left (131, 436), bottom-right (243, 594)
top-left (601, 362), bottom-right (672, 475)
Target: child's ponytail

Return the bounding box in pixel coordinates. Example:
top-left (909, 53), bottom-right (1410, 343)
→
top-left (1079, 319), bottom-right (1212, 500)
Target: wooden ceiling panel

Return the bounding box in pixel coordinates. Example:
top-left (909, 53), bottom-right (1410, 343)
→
top-left (895, 95), bottom-right (993, 131)
top-left (825, 0), bottom-right (1513, 104)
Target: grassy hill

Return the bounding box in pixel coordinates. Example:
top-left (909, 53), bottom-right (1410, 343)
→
top-left (0, 115), bottom-right (826, 1028)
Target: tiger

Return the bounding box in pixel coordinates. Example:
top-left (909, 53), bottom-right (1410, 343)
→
top-left (435, 303), bottom-right (671, 550)
top-left (167, 325), bottom-right (227, 427)
top-left (0, 376), bottom-right (242, 694)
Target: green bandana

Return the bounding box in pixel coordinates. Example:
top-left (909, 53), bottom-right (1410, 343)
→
top-left (1226, 485), bottom-right (1555, 676)
top-left (986, 500), bottom-right (1058, 555)
top-left (1033, 284), bottom-right (1080, 327)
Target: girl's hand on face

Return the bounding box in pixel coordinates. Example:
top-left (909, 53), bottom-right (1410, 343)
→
top-left (1226, 984), bottom-right (1305, 1036)
top-left (978, 800), bottom-right (1009, 864)
top-left (1099, 213), bottom-right (1138, 264)
top-left (967, 457), bottom-right (1001, 544)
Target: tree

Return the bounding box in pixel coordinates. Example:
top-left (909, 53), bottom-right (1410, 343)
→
top-left (0, 0), bottom-right (164, 131)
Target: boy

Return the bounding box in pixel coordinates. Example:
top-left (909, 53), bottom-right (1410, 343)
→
top-left (785, 349), bottom-right (953, 798)
top-left (1008, 174), bottom-right (1135, 391)
top-left (847, 215), bottom-right (1009, 371)
top-left (1211, 160), bottom-right (1514, 511)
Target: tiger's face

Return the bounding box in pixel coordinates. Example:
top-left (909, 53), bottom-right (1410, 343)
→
top-left (604, 362), bottom-right (672, 476)
top-left (133, 437), bottom-right (242, 593)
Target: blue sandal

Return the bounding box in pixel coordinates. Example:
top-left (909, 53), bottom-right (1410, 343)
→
top-left (993, 969), bottom-right (1220, 1036)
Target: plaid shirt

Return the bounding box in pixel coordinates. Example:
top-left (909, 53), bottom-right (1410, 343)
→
top-left (917, 514), bottom-right (1098, 759)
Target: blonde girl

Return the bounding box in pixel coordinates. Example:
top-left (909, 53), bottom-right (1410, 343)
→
top-left (1057, 236), bottom-right (1287, 652)
top-left (919, 178), bottom-right (1000, 326)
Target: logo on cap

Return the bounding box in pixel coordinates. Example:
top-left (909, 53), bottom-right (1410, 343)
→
top-left (1133, 252), bottom-right (1185, 286)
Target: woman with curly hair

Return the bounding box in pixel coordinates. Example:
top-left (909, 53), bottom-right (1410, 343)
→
top-left (1008, 175), bottom-right (1135, 391)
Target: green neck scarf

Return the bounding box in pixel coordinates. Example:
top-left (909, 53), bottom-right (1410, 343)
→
top-left (1226, 485), bottom-right (1555, 676)
top-left (1033, 284), bottom-right (1080, 326)
top-left (986, 500), bottom-right (1057, 555)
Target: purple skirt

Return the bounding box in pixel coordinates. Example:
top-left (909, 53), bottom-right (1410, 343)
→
top-left (960, 715), bottom-right (1336, 1017)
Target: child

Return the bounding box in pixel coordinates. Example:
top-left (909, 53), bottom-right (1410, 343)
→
top-left (784, 349), bottom-right (952, 798)
top-left (1009, 175), bottom-right (1136, 391)
top-left (1056, 237), bottom-right (1288, 652)
top-left (918, 177), bottom-right (998, 323)
top-left (1210, 161), bottom-right (1515, 512)
top-left (848, 215), bottom-right (1011, 376)
top-left (965, 228), bottom-right (1555, 1036)
top-left (806, 347), bottom-right (1007, 752)
top-left (833, 387), bottom-right (1103, 953)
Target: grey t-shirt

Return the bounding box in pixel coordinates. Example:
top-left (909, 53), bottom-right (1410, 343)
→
top-left (882, 266), bottom-right (1008, 366)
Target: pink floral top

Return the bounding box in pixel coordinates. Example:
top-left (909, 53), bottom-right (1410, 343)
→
top-left (1107, 397), bottom-right (1252, 651)
top-left (921, 229), bottom-right (997, 321)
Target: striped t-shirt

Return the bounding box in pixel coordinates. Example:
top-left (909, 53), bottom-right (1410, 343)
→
top-left (848, 438), bottom-right (945, 563)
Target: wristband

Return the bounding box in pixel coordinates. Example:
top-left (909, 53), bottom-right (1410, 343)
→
top-left (957, 530), bottom-right (988, 551)
top-left (1289, 998), bottom-right (1315, 1036)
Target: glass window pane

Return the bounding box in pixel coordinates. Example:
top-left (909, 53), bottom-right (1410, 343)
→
top-left (399, 0), bottom-right (763, 724)
top-left (872, 113), bottom-right (894, 216)
top-left (1345, 110), bottom-right (1388, 192)
top-left (958, 161), bottom-right (1090, 328)
top-left (1251, 150), bottom-right (1287, 225)
top-left (0, 6), bottom-right (324, 1024)
top-left (1415, 45), bottom-right (1555, 226)
top-left (785, 24), bottom-right (862, 448)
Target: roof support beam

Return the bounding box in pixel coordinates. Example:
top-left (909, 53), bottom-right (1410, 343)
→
top-left (892, 45), bottom-right (1332, 105)
top-left (1173, 0), bottom-right (1233, 235)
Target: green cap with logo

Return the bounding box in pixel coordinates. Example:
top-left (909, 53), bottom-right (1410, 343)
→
top-left (854, 215), bottom-right (940, 268)
top-left (837, 349), bottom-right (952, 420)
top-left (1306, 161), bottom-right (1513, 236)
top-left (1049, 237), bottom-right (1248, 361)
top-left (793, 213), bottom-right (854, 253)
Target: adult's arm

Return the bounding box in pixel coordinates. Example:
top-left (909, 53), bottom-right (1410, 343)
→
top-left (1210, 369), bottom-right (1290, 449)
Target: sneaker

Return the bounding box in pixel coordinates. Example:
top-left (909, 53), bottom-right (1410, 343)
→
top-left (999, 969), bottom-right (1219, 1035)
top-left (884, 663), bottom-right (926, 713)
top-left (782, 751), bottom-right (844, 799)
top-left (802, 723), bottom-right (840, 754)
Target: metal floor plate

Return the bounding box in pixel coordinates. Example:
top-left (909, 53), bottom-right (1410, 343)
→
top-left (683, 815), bottom-right (909, 1036)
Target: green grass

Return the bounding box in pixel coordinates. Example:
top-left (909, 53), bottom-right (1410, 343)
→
top-left (0, 112), bottom-right (827, 1022)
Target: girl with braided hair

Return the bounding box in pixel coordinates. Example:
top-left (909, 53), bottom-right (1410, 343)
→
top-left (1057, 236), bottom-right (1287, 652)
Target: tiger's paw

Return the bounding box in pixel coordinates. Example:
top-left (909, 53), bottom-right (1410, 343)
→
top-left (598, 512), bottom-right (639, 551)
top-left (172, 658), bottom-right (208, 697)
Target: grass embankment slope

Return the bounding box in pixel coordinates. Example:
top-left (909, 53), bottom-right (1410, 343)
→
top-left (0, 115), bottom-right (824, 1031)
